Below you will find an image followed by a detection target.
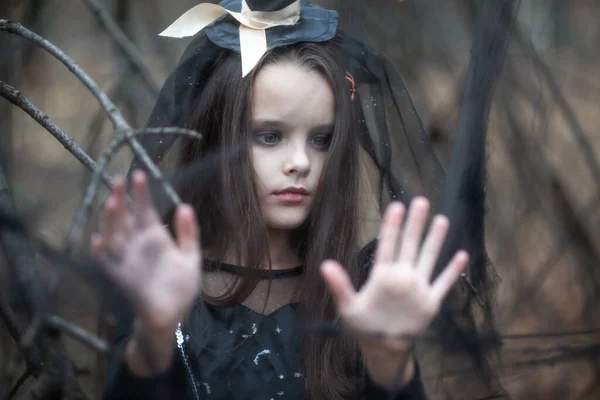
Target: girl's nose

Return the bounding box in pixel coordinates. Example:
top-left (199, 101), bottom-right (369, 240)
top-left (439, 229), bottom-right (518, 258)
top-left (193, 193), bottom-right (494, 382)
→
top-left (283, 144), bottom-right (310, 176)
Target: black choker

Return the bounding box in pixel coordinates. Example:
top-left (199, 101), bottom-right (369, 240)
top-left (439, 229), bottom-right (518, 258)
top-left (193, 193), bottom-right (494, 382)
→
top-left (203, 259), bottom-right (303, 280)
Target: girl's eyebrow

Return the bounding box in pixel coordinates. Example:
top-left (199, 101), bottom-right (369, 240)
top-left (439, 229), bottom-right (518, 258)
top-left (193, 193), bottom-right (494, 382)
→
top-left (252, 119), bottom-right (334, 132)
top-left (311, 123), bottom-right (335, 132)
top-left (252, 119), bottom-right (289, 130)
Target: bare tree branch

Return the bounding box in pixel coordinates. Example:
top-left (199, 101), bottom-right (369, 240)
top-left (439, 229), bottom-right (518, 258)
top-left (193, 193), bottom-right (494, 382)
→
top-left (130, 127), bottom-right (203, 141)
top-left (0, 19), bottom-right (182, 247)
top-left (0, 80), bottom-right (111, 188)
top-left (18, 333), bottom-right (65, 400)
top-left (45, 314), bottom-right (109, 354)
top-left (0, 166), bottom-right (85, 398)
top-left (0, 290), bottom-right (42, 386)
top-left (8, 369), bottom-right (32, 400)
top-left (0, 164), bottom-right (43, 319)
top-left (0, 290), bottom-right (22, 346)
top-left (65, 137), bottom-right (120, 252)
top-left (81, 0), bottom-right (161, 96)
top-left (67, 127), bottom-right (202, 250)
top-left (0, 290), bottom-right (43, 382)
top-left (0, 20), bottom-right (125, 129)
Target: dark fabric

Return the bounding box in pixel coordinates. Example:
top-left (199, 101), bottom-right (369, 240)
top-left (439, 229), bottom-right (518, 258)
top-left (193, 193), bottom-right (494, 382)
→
top-left (103, 300), bottom-right (427, 400)
top-left (104, 360), bottom-right (192, 400)
top-left (245, 0), bottom-right (297, 12)
top-left (364, 362), bottom-right (426, 400)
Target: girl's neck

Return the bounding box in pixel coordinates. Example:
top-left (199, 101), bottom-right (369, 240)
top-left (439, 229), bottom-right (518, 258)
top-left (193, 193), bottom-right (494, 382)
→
top-left (204, 227), bottom-right (301, 270)
top-left (265, 226), bottom-right (302, 270)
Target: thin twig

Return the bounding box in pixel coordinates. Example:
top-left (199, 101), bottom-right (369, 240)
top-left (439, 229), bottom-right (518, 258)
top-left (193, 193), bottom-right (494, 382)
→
top-left (0, 19), bottom-right (182, 249)
top-left (516, 27), bottom-right (600, 186)
top-left (18, 332), bottom-right (70, 400)
top-left (0, 290), bottom-right (23, 345)
top-left (0, 80), bottom-right (111, 188)
top-left (20, 313), bottom-right (44, 352)
top-left (131, 127), bottom-right (203, 141)
top-left (66, 127), bottom-right (202, 250)
top-left (0, 290), bottom-right (44, 380)
top-left (8, 369), bottom-right (31, 400)
top-left (65, 136), bottom-right (120, 253)
top-left (45, 314), bottom-right (109, 353)
top-left (0, 20), bottom-right (125, 129)
top-left (81, 0), bottom-right (160, 96)
top-left (0, 291), bottom-right (44, 382)
top-left (0, 165), bottom-right (42, 319)
top-left (83, 78), bottom-right (122, 171)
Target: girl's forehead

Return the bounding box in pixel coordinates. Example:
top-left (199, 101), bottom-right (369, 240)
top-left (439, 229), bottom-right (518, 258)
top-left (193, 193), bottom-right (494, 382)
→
top-left (251, 63), bottom-right (335, 128)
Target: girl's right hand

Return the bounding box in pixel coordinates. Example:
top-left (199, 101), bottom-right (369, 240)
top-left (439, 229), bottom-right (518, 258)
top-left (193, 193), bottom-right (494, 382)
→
top-left (91, 171), bottom-right (202, 338)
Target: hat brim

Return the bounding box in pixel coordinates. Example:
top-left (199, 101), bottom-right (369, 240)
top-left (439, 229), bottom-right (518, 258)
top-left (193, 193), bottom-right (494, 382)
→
top-left (204, 0), bottom-right (338, 53)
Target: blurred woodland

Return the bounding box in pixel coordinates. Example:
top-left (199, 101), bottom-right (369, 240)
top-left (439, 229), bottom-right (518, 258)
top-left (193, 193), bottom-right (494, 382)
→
top-left (1, 0), bottom-right (600, 399)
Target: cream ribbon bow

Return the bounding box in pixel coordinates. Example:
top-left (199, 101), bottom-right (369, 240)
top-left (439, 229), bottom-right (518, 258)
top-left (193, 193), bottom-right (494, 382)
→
top-left (160, 0), bottom-right (301, 77)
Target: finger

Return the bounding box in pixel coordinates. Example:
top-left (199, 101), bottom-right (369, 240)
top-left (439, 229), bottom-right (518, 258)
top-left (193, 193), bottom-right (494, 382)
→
top-left (131, 170), bottom-right (160, 229)
top-left (99, 195), bottom-right (121, 250)
top-left (90, 232), bottom-right (104, 260)
top-left (397, 197), bottom-right (430, 266)
top-left (175, 204), bottom-right (200, 255)
top-left (109, 175), bottom-right (130, 234)
top-left (374, 202), bottom-right (406, 266)
top-left (416, 215), bottom-right (450, 280)
top-left (431, 250), bottom-right (469, 302)
top-left (320, 260), bottom-right (356, 310)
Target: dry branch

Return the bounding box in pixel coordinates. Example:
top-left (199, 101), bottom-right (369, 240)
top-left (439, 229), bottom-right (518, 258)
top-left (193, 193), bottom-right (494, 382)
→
top-left (0, 166), bottom-right (43, 320)
top-left (130, 127), bottom-right (203, 141)
top-left (0, 165), bottom-right (86, 398)
top-left (67, 126), bottom-right (202, 251)
top-left (45, 314), bottom-right (109, 354)
top-left (0, 80), bottom-right (111, 188)
top-left (0, 290), bottom-right (22, 346)
top-left (81, 0), bottom-right (161, 96)
top-left (0, 19), bottom-right (182, 250)
top-left (8, 369), bottom-right (32, 400)
top-left (0, 20), bottom-right (124, 129)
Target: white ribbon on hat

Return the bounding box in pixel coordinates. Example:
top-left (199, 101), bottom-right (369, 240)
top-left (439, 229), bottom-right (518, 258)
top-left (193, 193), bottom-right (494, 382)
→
top-left (160, 0), bottom-right (301, 76)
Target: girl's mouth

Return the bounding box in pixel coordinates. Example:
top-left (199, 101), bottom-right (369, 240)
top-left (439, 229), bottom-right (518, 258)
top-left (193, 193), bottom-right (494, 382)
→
top-left (273, 187), bottom-right (310, 203)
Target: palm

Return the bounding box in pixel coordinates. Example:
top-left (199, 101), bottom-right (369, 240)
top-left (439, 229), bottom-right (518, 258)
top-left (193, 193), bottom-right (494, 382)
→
top-left (321, 198), bottom-right (468, 343)
top-left (91, 172), bottom-right (202, 333)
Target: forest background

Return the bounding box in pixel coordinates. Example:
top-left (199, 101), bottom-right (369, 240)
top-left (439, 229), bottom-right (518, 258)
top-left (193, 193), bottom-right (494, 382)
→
top-left (1, 0), bottom-right (599, 399)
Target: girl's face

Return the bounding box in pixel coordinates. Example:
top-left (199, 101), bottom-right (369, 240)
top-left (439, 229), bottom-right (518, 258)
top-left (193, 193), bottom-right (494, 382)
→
top-left (251, 62), bottom-right (335, 232)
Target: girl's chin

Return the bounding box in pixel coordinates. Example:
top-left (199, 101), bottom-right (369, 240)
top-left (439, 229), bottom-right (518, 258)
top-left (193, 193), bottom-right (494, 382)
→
top-left (264, 214), bottom-right (310, 232)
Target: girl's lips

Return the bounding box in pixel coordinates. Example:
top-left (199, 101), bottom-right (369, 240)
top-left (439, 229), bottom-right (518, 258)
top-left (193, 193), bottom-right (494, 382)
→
top-left (274, 192), bottom-right (308, 203)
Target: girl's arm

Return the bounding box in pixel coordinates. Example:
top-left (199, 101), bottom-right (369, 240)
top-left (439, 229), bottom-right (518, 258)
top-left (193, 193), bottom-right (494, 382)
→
top-left (363, 357), bottom-right (427, 400)
top-left (360, 341), bottom-right (414, 389)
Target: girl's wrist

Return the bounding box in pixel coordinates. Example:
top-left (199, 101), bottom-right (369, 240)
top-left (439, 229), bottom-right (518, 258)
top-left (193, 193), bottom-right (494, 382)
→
top-left (125, 318), bottom-right (177, 377)
top-left (359, 339), bottom-right (415, 388)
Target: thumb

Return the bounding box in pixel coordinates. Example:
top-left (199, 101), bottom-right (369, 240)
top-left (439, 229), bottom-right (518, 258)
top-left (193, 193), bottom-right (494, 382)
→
top-left (320, 260), bottom-right (356, 310)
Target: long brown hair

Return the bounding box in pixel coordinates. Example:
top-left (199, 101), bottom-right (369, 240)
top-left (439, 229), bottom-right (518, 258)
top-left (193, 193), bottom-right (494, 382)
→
top-left (176, 39), bottom-right (365, 399)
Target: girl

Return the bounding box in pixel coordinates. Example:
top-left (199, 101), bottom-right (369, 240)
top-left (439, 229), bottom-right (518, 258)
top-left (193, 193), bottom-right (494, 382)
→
top-left (94, 1), bottom-right (474, 399)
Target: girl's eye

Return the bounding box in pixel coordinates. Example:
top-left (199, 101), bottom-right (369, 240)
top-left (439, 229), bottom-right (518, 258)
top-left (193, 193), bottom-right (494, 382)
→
top-left (311, 134), bottom-right (332, 149)
top-left (255, 132), bottom-right (281, 145)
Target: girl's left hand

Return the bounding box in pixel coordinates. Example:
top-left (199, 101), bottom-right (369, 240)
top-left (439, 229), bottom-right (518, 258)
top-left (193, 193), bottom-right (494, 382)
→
top-left (321, 197), bottom-right (469, 349)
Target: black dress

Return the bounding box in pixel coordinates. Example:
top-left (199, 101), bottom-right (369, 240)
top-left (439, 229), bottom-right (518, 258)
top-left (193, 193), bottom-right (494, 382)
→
top-left (104, 262), bottom-right (427, 400)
